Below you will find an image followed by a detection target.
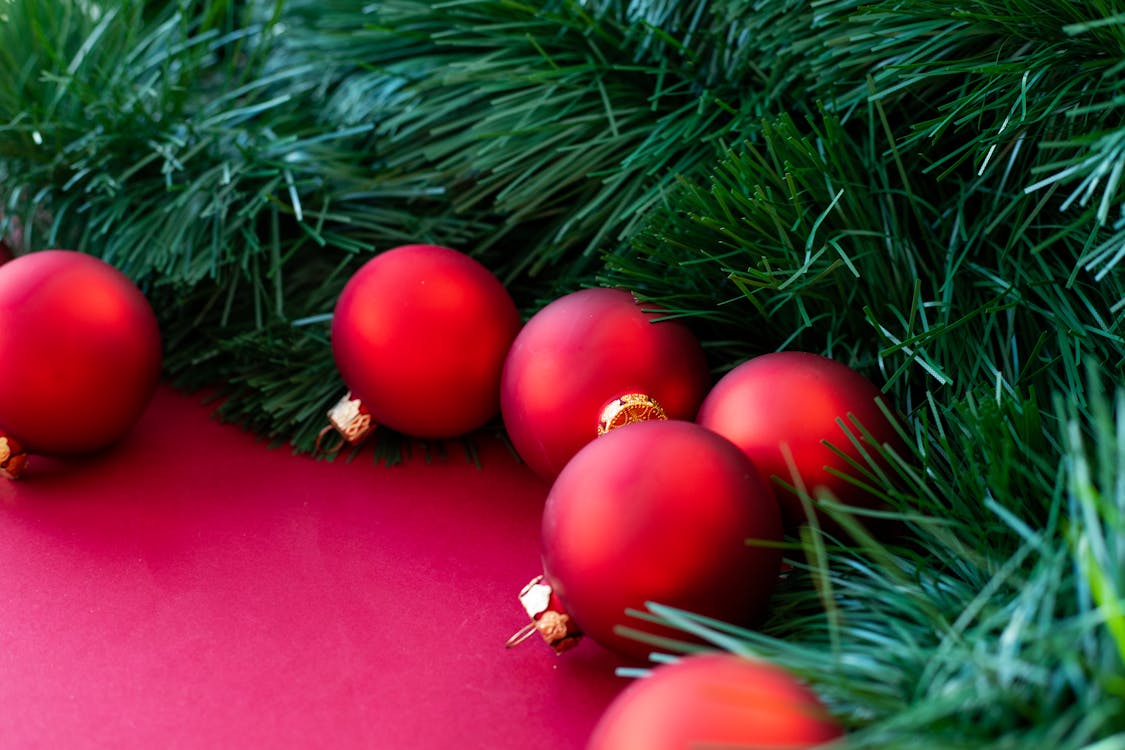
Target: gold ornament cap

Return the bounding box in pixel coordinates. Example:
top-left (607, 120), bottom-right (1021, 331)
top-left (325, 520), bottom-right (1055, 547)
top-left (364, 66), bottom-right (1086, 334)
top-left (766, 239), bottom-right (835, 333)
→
top-left (597, 393), bottom-right (667, 436)
top-left (0, 434), bottom-right (29, 480)
top-left (315, 392), bottom-right (375, 454)
top-left (505, 575), bottom-right (583, 654)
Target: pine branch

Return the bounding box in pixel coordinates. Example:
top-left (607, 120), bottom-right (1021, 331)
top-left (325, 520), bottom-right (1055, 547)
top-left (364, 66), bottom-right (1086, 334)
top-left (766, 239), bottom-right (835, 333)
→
top-left (601, 104), bottom-right (1124, 409)
top-left (282, 0), bottom-right (825, 284)
top-left (811, 0), bottom-right (1125, 277)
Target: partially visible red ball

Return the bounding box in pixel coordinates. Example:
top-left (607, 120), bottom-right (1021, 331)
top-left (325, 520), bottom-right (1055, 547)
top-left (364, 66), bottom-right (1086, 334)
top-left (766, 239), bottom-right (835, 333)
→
top-left (501, 288), bottom-right (710, 480)
top-left (587, 652), bottom-right (843, 750)
top-left (331, 244), bottom-right (521, 439)
top-left (0, 250), bottom-right (162, 455)
top-left (697, 351), bottom-right (899, 527)
top-left (541, 420), bottom-right (782, 661)
top-left (0, 240), bottom-right (13, 266)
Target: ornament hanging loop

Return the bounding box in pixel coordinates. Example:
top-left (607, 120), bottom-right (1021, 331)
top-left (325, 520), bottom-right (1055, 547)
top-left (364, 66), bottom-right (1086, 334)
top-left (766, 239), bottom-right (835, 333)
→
top-left (314, 426), bottom-right (346, 456)
top-left (504, 622), bottom-right (539, 649)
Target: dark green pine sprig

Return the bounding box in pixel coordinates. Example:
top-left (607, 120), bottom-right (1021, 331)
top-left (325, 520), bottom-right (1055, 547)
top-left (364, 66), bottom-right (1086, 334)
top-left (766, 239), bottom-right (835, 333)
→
top-left (811, 0), bottom-right (1125, 279)
top-left (591, 2), bottom-right (1125, 746)
top-left (280, 0), bottom-right (827, 286)
top-left (599, 2), bottom-right (1125, 399)
top-left (600, 103), bottom-right (1125, 405)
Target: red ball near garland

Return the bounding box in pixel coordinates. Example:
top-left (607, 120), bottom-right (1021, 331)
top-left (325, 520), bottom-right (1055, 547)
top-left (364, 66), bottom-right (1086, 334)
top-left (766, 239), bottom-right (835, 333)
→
top-left (0, 240), bottom-right (13, 266)
top-left (0, 250), bottom-right (162, 476)
top-left (586, 652), bottom-right (843, 750)
top-left (533, 420), bottom-right (783, 661)
top-left (331, 244), bottom-right (521, 439)
top-left (697, 351), bottom-right (900, 527)
top-left (501, 288), bottom-right (710, 480)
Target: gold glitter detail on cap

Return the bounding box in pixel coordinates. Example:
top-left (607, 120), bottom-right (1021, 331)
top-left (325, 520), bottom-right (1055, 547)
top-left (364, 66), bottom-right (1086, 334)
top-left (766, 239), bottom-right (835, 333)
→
top-left (597, 393), bottom-right (667, 436)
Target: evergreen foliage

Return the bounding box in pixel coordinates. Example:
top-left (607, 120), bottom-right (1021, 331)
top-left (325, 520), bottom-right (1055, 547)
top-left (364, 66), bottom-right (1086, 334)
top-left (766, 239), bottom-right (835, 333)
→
top-left (636, 368), bottom-right (1125, 748)
top-left (0, 0), bottom-right (1123, 746)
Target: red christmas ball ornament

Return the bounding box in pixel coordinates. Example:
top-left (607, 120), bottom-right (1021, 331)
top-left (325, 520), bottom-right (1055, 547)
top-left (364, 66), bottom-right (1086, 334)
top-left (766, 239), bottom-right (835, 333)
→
top-left (0, 240), bottom-right (14, 266)
top-left (587, 652), bottom-right (843, 750)
top-left (500, 288), bottom-right (710, 480)
top-left (0, 250), bottom-right (162, 476)
top-left (697, 351), bottom-right (899, 527)
top-left (524, 420), bottom-right (782, 661)
top-left (330, 244), bottom-right (521, 439)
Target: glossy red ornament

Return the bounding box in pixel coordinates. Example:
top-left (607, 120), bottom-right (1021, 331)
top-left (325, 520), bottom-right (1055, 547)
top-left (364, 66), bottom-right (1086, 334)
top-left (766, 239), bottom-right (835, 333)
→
top-left (587, 652), bottom-right (843, 750)
top-left (500, 288), bottom-right (710, 480)
top-left (697, 351), bottom-right (899, 527)
top-left (539, 420), bottom-right (783, 661)
top-left (331, 244), bottom-right (521, 439)
top-left (0, 250), bottom-right (162, 462)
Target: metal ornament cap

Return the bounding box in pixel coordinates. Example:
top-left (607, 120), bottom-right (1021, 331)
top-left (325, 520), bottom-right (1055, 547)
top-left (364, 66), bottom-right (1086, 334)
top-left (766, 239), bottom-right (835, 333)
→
top-left (315, 392), bottom-right (375, 454)
top-left (505, 575), bottom-right (582, 654)
top-left (597, 393), bottom-right (667, 436)
top-left (0, 434), bottom-right (29, 479)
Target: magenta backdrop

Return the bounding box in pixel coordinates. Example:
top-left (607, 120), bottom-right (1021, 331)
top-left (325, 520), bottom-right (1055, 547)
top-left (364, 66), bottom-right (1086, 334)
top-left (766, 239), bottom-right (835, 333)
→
top-left (0, 387), bottom-right (626, 748)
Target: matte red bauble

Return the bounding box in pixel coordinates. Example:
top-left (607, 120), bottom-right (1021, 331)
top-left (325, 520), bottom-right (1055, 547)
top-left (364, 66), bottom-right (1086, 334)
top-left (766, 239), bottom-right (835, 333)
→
top-left (0, 250), bottom-right (162, 471)
top-left (331, 244), bottom-right (521, 439)
top-left (587, 653), bottom-right (843, 750)
top-left (537, 420), bottom-right (782, 661)
top-left (500, 288), bottom-right (710, 480)
top-left (697, 351), bottom-right (899, 527)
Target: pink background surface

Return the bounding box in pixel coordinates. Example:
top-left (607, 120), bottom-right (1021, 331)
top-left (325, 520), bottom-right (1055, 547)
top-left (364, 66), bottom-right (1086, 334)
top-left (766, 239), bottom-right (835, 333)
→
top-left (0, 387), bottom-right (626, 748)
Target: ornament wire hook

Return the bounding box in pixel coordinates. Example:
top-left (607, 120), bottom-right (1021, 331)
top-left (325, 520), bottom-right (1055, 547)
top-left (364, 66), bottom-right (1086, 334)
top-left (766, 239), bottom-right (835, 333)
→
top-left (504, 622), bottom-right (539, 649)
top-left (314, 425), bottom-right (347, 457)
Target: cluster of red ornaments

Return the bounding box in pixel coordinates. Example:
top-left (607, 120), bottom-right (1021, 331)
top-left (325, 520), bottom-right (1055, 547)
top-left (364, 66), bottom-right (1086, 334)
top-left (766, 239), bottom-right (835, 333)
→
top-left (323, 244), bottom-right (900, 747)
top-left (0, 243), bottom-right (895, 747)
top-left (323, 246), bottom-right (896, 630)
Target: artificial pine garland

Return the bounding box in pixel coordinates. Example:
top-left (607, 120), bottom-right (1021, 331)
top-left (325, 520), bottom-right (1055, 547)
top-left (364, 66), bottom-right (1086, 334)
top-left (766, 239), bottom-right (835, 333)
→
top-left (1, 0), bottom-right (1123, 747)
